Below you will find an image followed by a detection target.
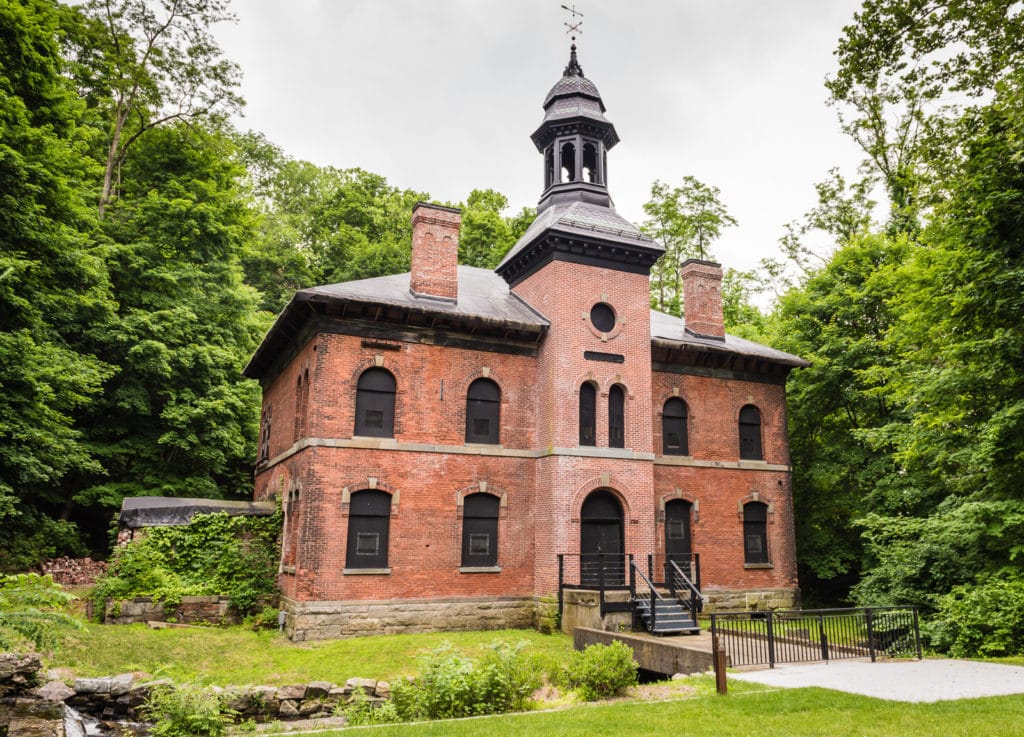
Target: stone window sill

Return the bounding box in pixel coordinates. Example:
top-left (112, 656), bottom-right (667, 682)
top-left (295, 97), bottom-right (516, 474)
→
top-left (459, 566), bottom-right (502, 574)
top-left (744, 563), bottom-right (774, 570)
top-left (343, 567), bottom-right (391, 575)
top-left (280, 565), bottom-right (296, 575)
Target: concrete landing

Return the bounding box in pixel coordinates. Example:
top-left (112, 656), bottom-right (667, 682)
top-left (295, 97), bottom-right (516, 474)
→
top-left (573, 627), bottom-right (720, 676)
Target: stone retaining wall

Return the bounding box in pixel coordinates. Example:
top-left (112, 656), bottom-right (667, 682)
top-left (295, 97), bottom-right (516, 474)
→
top-left (281, 594), bottom-right (542, 641)
top-left (103, 595), bottom-right (240, 625)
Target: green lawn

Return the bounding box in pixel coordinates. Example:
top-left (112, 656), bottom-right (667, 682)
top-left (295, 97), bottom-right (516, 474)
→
top-left (303, 687), bottom-right (1024, 737)
top-left (49, 624), bottom-right (574, 686)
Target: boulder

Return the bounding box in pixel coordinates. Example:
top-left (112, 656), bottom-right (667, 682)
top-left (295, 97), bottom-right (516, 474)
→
top-left (34, 681), bottom-right (74, 703)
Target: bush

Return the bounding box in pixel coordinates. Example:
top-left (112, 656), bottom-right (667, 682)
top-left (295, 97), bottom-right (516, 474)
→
top-left (389, 640), bottom-right (542, 720)
top-left (144, 683), bottom-right (235, 737)
top-left (91, 508), bottom-right (281, 618)
top-left (567, 641), bottom-right (638, 701)
top-left (0, 573), bottom-right (81, 651)
top-left (928, 568), bottom-right (1024, 657)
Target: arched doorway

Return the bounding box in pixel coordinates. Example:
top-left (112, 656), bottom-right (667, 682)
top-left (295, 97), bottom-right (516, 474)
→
top-left (580, 489), bottom-right (624, 586)
top-left (664, 499), bottom-right (694, 581)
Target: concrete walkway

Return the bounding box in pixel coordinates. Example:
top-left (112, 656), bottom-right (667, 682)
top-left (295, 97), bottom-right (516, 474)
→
top-left (729, 658), bottom-right (1024, 702)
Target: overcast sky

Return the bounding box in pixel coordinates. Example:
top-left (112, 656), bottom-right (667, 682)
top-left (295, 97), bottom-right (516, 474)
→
top-left (216, 0), bottom-right (868, 279)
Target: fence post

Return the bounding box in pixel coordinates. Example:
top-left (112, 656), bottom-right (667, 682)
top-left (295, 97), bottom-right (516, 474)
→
top-left (557, 555), bottom-right (564, 625)
top-left (866, 608), bottom-right (876, 663)
top-left (712, 632), bottom-right (728, 695)
top-left (766, 612), bottom-right (776, 669)
top-left (912, 608), bottom-right (923, 660)
top-left (819, 611), bottom-right (829, 662)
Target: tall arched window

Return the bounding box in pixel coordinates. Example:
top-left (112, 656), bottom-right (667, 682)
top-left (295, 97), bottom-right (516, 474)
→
top-left (743, 502), bottom-right (769, 564)
top-left (560, 140), bottom-right (576, 182)
top-left (461, 493), bottom-right (499, 567)
top-left (608, 384), bottom-right (625, 448)
top-left (465, 378), bottom-right (500, 444)
top-left (354, 368), bottom-right (396, 437)
top-left (662, 398), bottom-right (689, 456)
top-left (579, 382), bottom-right (596, 446)
top-left (294, 369), bottom-right (309, 442)
top-left (739, 404), bottom-right (763, 460)
top-left (582, 141), bottom-right (599, 183)
top-left (346, 490), bottom-right (391, 569)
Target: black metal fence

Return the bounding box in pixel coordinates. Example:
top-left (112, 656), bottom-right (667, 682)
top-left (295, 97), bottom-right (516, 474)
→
top-left (710, 606), bottom-right (922, 668)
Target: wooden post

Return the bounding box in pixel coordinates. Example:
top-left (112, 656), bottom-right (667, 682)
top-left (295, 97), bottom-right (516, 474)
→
top-left (712, 634), bottom-right (728, 695)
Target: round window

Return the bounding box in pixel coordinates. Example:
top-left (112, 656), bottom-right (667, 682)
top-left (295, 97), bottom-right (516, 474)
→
top-left (590, 302), bottom-right (616, 333)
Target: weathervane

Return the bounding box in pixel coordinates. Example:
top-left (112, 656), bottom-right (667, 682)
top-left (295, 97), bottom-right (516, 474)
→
top-left (561, 3), bottom-right (583, 41)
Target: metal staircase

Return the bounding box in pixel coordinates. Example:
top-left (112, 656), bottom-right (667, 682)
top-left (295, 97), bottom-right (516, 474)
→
top-left (630, 559), bottom-right (702, 636)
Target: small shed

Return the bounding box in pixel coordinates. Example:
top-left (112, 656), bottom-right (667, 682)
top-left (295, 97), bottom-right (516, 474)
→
top-left (117, 496), bottom-right (276, 545)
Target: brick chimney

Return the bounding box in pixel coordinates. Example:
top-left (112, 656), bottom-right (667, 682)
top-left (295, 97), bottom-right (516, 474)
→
top-left (410, 202), bottom-right (461, 302)
top-left (681, 259), bottom-right (725, 340)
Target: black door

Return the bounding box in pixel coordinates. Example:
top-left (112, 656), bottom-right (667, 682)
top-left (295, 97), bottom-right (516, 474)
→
top-left (580, 490), bottom-right (624, 586)
top-left (665, 499), bottom-right (693, 580)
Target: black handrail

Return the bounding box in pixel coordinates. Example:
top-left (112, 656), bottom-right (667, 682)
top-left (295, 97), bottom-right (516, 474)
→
top-left (667, 559), bottom-right (703, 621)
top-left (630, 560), bottom-right (663, 632)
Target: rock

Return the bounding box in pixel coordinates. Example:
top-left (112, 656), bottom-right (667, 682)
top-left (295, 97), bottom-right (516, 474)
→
top-left (346, 677), bottom-right (376, 694)
top-left (298, 699), bottom-right (324, 716)
top-left (108, 674), bottom-right (134, 697)
top-left (34, 681), bottom-right (74, 703)
top-left (374, 681), bottom-right (390, 697)
top-left (279, 699), bottom-right (299, 718)
top-left (72, 677), bottom-right (110, 695)
top-left (670, 673), bottom-right (687, 680)
top-left (305, 681), bottom-right (332, 698)
top-left (275, 684), bottom-right (305, 701)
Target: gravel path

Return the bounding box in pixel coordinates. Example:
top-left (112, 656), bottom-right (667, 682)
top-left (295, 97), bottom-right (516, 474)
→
top-left (729, 658), bottom-right (1024, 702)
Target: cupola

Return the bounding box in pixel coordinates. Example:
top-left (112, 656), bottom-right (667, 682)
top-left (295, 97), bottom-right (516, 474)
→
top-left (532, 44), bottom-right (619, 212)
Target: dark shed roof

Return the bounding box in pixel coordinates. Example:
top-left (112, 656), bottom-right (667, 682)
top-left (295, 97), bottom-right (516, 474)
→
top-left (118, 496), bottom-right (276, 529)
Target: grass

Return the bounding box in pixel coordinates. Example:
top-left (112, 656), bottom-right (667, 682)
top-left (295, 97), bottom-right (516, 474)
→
top-left (48, 624), bottom-right (574, 686)
top-left (302, 687), bottom-right (1024, 737)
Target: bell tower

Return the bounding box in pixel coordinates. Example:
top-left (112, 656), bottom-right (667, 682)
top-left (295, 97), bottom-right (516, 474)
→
top-left (532, 44), bottom-right (619, 212)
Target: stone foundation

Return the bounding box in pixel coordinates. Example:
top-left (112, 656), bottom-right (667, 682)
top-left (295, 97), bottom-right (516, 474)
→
top-left (703, 587), bottom-right (800, 612)
top-left (281, 595), bottom-right (542, 641)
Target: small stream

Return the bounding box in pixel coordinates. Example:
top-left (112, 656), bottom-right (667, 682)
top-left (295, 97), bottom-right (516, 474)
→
top-left (64, 705), bottom-right (149, 737)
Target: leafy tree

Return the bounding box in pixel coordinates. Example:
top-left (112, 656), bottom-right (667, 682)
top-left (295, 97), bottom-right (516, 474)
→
top-left (63, 0), bottom-right (242, 216)
top-left (642, 177), bottom-right (737, 316)
top-left (0, 0), bottom-right (115, 570)
top-left (75, 122), bottom-right (266, 523)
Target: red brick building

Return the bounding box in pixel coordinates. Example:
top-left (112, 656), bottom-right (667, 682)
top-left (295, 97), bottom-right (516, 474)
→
top-left (244, 46), bottom-right (807, 641)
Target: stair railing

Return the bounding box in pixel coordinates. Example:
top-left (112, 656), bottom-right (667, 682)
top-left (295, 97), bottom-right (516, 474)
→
top-left (667, 559), bottom-right (704, 625)
top-left (630, 560), bottom-right (664, 632)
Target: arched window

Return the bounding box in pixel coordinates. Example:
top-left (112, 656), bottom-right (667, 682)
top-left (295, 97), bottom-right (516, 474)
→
top-left (739, 404), bottom-right (763, 460)
top-left (544, 146), bottom-right (555, 189)
top-left (354, 368), bottom-right (395, 437)
top-left (465, 378), bottom-right (500, 444)
top-left (258, 405), bottom-right (272, 463)
top-left (560, 140), bottom-right (576, 182)
top-left (608, 384), bottom-right (625, 448)
top-left (461, 493), bottom-right (499, 567)
top-left (579, 382), bottom-right (596, 446)
top-left (346, 490), bottom-right (391, 569)
top-left (743, 502), bottom-right (769, 564)
top-left (662, 398), bottom-right (689, 456)
top-left (294, 369), bottom-right (309, 442)
top-left (582, 141), bottom-right (599, 183)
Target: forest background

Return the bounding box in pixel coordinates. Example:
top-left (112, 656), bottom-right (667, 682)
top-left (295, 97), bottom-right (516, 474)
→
top-left (2, 0), bottom-right (1023, 654)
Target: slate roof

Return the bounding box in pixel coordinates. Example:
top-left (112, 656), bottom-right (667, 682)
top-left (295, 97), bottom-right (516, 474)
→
top-left (650, 309), bottom-right (809, 367)
top-left (301, 266), bottom-right (549, 329)
top-left (497, 200), bottom-right (661, 270)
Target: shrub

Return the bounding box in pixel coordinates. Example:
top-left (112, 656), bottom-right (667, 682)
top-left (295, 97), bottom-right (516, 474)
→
top-left (566, 641), bottom-right (638, 701)
top-left (91, 507), bottom-right (281, 619)
top-left (928, 568), bottom-right (1024, 657)
top-left (144, 683), bottom-right (235, 737)
top-left (389, 640), bottom-right (542, 720)
top-left (0, 573), bottom-right (81, 651)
